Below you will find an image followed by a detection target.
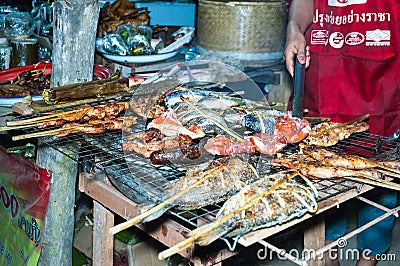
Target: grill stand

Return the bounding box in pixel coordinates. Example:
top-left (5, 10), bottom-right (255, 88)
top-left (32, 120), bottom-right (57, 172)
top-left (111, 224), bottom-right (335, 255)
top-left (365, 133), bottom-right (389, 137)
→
top-left (78, 169), bottom-right (400, 266)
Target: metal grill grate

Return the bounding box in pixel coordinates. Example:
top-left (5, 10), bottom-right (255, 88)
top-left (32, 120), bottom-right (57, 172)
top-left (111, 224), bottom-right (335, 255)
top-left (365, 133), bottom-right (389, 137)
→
top-left (35, 129), bottom-right (400, 229)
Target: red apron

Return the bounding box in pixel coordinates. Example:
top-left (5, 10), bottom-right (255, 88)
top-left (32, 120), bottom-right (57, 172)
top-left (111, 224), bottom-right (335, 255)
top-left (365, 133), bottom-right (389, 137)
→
top-left (304, 0), bottom-right (400, 136)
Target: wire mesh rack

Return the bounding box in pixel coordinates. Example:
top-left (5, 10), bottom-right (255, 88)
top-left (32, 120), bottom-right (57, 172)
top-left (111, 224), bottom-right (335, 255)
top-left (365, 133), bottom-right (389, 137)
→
top-left (34, 129), bottom-right (399, 230)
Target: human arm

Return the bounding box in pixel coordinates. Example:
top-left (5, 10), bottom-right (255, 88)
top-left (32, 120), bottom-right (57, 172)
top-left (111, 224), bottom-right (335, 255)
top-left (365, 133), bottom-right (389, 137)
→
top-left (283, 0), bottom-right (314, 76)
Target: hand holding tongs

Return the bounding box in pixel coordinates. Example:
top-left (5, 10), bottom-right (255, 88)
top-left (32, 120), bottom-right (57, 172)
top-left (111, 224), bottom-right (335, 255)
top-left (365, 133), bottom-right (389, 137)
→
top-left (291, 56), bottom-right (306, 119)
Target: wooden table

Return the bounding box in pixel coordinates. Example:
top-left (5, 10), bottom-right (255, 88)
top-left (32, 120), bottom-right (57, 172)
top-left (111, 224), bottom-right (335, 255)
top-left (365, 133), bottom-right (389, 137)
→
top-left (78, 170), bottom-right (399, 266)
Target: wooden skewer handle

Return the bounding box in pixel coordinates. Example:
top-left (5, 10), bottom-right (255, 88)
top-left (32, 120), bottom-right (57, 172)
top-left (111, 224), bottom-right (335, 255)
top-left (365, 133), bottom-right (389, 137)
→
top-left (343, 114), bottom-right (370, 125)
top-left (109, 212), bottom-right (151, 235)
top-left (158, 238), bottom-right (194, 260)
top-left (5, 108), bottom-right (85, 126)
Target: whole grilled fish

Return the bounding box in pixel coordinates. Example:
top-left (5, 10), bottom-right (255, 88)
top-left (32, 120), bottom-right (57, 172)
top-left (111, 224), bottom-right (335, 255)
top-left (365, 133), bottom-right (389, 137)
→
top-left (188, 171), bottom-right (318, 246)
top-left (140, 157), bottom-right (259, 222)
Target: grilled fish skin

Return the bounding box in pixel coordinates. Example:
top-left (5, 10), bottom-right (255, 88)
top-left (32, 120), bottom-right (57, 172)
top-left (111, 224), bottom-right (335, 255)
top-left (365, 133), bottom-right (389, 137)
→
top-left (188, 172), bottom-right (317, 246)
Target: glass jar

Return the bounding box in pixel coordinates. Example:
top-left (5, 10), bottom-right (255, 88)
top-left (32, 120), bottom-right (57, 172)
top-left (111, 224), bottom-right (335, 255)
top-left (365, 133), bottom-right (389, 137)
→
top-left (11, 37), bottom-right (38, 66)
top-left (0, 37), bottom-right (12, 70)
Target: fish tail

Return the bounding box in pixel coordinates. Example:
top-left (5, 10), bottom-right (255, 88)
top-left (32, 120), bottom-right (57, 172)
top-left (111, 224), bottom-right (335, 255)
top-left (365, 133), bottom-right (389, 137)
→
top-left (187, 223), bottom-right (229, 246)
top-left (137, 203), bottom-right (173, 223)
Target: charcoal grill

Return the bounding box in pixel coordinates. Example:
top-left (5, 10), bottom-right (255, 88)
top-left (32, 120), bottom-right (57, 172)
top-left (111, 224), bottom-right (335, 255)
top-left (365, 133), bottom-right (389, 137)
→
top-left (34, 128), bottom-right (400, 230)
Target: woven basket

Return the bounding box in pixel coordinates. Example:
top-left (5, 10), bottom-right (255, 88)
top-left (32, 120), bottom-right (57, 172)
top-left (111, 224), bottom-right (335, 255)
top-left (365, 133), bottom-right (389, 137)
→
top-left (197, 0), bottom-right (287, 55)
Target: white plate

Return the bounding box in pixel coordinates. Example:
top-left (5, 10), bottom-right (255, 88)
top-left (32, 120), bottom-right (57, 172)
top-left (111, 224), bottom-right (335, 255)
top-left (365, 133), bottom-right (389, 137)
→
top-left (95, 26), bottom-right (195, 64)
top-left (100, 49), bottom-right (179, 64)
top-left (0, 95), bottom-right (42, 107)
top-left (96, 38), bottom-right (179, 64)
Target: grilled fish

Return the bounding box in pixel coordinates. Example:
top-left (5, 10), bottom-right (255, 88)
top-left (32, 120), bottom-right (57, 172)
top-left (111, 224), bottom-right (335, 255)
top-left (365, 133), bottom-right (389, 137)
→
top-left (140, 157), bottom-right (259, 222)
top-left (188, 171), bottom-right (318, 246)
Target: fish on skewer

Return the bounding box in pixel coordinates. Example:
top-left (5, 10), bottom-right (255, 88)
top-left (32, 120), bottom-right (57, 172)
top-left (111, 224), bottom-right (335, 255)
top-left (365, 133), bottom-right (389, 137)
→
top-left (188, 171), bottom-right (318, 246)
top-left (158, 171), bottom-right (317, 260)
top-left (304, 115), bottom-right (370, 146)
top-left (301, 146), bottom-right (400, 172)
top-left (138, 157), bottom-right (259, 223)
top-left (108, 157), bottom-right (259, 234)
top-left (272, 156), bottom-right (383, 179)
top-left (271, 154), bottom-right (400, 191)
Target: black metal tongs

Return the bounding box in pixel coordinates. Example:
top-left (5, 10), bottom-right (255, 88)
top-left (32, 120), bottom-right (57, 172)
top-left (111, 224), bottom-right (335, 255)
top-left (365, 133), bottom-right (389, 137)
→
top-left (375, 129), bottom-right (400, 153)
top-left (291, 57), bottom-right (306, 119)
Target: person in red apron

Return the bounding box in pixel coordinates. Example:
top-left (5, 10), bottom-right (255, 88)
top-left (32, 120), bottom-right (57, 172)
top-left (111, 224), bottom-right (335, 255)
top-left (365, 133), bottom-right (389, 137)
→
top-left (284, 0), bottom-right (399, 265)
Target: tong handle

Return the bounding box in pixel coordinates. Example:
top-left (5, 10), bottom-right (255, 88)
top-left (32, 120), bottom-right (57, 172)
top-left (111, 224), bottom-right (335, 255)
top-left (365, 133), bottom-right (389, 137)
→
top-left (291, 58), bottom-right (306, 119)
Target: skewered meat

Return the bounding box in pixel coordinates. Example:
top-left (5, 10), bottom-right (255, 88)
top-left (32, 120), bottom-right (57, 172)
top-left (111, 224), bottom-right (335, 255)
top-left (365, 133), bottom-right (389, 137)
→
top-left (80, 102), bottom-right (128, 121)
top-left (37, 119), bottom-right (66, 128)
top-left (56, 117), bottom-right (133, 137)
top-left (304, 120), bottom-right (369, 146)
top-left (52, 108), bottom-right (90, 122)
top-left (56, 123), bottom-right (106, 137)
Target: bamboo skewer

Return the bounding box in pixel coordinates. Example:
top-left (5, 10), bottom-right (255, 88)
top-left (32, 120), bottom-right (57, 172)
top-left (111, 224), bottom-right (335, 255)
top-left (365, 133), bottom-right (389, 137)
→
top-left (343, 114), bottom-right (370, 125)
top-left (6, 101), bottom-right (129, 127)
top-left (375, 169), bottom-right (400, 178)
top-left (344, 175), bottom-right (400, 191)
top-left (12, 125), bottom-right (83, 141)
top-left (158, 172), bottom-right (299, 261)
top-left (6, 107), bottom-right (90, 126)
top-left (0, 124), bottom-right (45, 132)
top-left (108, 162), bottom-right (232, 235)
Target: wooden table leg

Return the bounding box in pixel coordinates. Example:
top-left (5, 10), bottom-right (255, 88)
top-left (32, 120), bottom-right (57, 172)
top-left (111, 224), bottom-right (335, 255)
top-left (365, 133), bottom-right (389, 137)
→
top-left (92, 200), bottom-right (114, 266)
top-left (304, 215), bottom-right (325, 266)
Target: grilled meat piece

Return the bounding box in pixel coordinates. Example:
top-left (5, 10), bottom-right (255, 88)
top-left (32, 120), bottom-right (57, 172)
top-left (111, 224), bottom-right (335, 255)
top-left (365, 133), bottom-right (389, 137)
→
top-left (123, 130), bottom-right (194, 158)
top-left (149, 146), bottom-right (201, 165)
top-left (304, 121), bottom-right (369, 146)
top-left (271, 156), bottom-right (383, 179)
top-left (56, 123), bottom-right (106, 137)
top-left (302, 146), bottom-right (379, 170)
top-left (274, 111), bottom-right (311, 143)
top-left (204, 135), bottom-right (256, 156)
